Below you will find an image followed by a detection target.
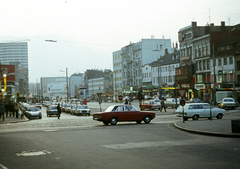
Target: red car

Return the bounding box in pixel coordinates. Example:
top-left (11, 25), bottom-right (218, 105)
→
top-left (92, 105), bottom-right (155, 125)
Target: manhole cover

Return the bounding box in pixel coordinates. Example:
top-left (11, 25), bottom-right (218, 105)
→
top-left (16, 150), bottom-right (52, 157)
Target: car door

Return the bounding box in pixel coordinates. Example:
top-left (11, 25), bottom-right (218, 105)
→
top-left (196, 104), bottom-right (204, 117)
top-left (111, 106), bottom-right (125, 121)
top-left (124, 105), bottom-right (140, 121)
top-left (203, 104), bottom-right (211, 117)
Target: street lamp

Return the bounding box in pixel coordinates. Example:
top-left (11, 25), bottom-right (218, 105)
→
top-left (60, 68), bottom-right (69, 103)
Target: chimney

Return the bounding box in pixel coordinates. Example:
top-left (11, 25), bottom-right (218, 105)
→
top-left (173, 42), bottom-right (175, 48)
top-left (175, 42), bottom-right (178, 49)
top-left (192, 22), bottom-right (197, 27)
top-left (221, 21), bottom-right (225, 27)
top-left (210, 23), bottom-right (214, 27)
top-left (165, 48), bottom-right (168, 55)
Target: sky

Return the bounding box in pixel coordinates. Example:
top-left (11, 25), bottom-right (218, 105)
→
top-left (1, 0), bottom-right (240, 83)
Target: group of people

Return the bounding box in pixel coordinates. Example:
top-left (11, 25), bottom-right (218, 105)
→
top-left (0, 102), bottom-right (20, 121)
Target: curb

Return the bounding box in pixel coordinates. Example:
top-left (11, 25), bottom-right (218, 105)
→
top-left (173, 121), bottom-right (240, 138)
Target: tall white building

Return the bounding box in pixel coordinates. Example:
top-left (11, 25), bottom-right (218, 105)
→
top-left (113, 38), bottom-right (173, 94)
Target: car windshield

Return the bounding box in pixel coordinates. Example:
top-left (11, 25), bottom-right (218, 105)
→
top-left (77, 106), bottom-right (88, 109)
top-left (28, 107), bottom-right (40, 111)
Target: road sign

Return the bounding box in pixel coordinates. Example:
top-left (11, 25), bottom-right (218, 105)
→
top-left (118, 95), bottom-right (123, 100)
top-left (180, 99), bottom-right (186, 106)
top-left (177, 89), bottom-right (187, 98)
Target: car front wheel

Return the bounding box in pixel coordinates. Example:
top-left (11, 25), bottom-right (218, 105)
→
top-left (216, 114), bottom-right (222, 119)
top-left (110, 117), bottom-right (118, 125)
top-left (143, 116), bottom-right (151, 123)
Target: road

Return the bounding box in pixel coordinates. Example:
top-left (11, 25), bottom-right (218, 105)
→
top-left (0, 101), bottom-right (239, 169)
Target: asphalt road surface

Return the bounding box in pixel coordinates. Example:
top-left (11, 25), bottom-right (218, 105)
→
top-left (0, 101), bottom-right (239, 169)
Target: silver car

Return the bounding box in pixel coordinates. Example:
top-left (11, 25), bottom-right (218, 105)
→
top-left (74, 105), bottom-right (91, 116)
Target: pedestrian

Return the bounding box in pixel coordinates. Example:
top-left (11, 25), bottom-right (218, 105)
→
top-left (124, 99), bottom-right (128, 105)
top-left (0, 103), bottom-right (5, 121)
top-left (160, 97), bottom-right (167, 112)
top-left (14, 102), bottom-right (20, 118)
top-left (57, 103), bottom-right (61, 119)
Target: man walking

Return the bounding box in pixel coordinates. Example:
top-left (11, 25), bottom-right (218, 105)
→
top-left (160, 97), bottom-right (167, 112)
top-left (0, 103), bottom-right (5, 121)
top-left (57, 103), bottom-right (61, 119)
top-left (14, 102), bottom-right (19, 118)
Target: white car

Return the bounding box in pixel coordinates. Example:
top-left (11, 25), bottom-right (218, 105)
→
top-left (165, 98), bottom-right (181, 108)
top-left (74, 105), bottom-right (91, 116)
top-left (219, 98), bottom-right (238, 109)
top-left (25, 106), bottom-right (42, 119)
top-left (176, 103), bottom-right (225, 121)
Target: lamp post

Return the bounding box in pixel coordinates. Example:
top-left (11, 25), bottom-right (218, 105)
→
top-left (60, 68), bottom-right (69, 103)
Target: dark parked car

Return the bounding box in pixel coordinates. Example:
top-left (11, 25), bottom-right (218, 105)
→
top-left (93, 105), bottom-right (155, 125)
top-left (46, 105), bottom-right (58, 117)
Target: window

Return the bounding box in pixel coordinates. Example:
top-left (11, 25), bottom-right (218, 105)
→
top-left (195, 49), bottom-right (198, 57)
top-left (237, 61), bottom-right (240, 70)
top-left (202, 47), bottom-right (205, 56)
top-left (218, 58), bottom-right (222, 66)
top-left (229, 57), bottom-right (233, 65)
top-left (203, 60), bottom-right (206, 70)
top-left (206, 46), bottom-right (210, 55)
top-left (224, 58), bottom-right (227, 65)
top-left (199, 48), bottom-right (202, 57)
top-left (207, 60), bottom-right (210, 70)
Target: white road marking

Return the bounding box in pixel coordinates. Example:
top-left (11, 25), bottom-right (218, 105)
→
top-left (0, 163), bottom-right (8, 169)
top-left (102, 139), bottom-right (204, 149)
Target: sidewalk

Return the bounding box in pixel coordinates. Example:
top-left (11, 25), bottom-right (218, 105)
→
top-left (174, 112), bottom-right (240, 138)
top-left (0, 113), bottom-right (29, 124)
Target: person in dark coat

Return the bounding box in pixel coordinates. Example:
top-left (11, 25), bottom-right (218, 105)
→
top-left (160, 97), bottom-right (167, 112)
top-left (0, 103), bottom-right (5, 121)
top-left (57, 103), bottom-right (61, 119)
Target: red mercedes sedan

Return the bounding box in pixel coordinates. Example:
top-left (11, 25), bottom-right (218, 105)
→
top-left (93, 105), bottom-right (155, 125)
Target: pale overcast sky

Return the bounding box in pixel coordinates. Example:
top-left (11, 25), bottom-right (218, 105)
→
top-left (1, 0), bottom-right (240, 82)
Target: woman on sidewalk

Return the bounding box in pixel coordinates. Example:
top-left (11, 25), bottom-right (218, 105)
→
top-left (0, 103), bottom-right (5, 121)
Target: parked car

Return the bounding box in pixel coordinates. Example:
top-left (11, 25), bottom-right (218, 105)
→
top-left (123, 96), bottom-right (133, 102)
top-left (46, 105), bottom-right (58, 117)
top-left (144, 95), bottom-right (152, 100)
top-left (219, 98), bottom-right (238, 109)
top-left (74, 105), bottom-right (91, 116)
top-left (25, 106), bottom-right (42, 119)
top-left (70, 104), bottom-right (77, 115)
top-left (165, 98), bottom-right (181, 108)
top-left (140, 100), bottom-right (161, 110)
top-left (35, 103), bottom-right (42, 109)
top-left (176, 103), bottom-right (225, 121)
top-left (93, 105), bottom-right (155, 125)
top-left (61, 103), bottom-right (67, 112)
top-left (190, 98), bottom-right (204, 103)
top-left (65, 104), bottom-right (72, 113)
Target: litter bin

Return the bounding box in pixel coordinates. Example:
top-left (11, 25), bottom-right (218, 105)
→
top-left (231, 120), bottom-right (240, 133)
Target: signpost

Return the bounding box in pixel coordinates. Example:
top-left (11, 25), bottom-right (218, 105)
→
top-left (97, 93), bottom-right (102, 112)
top-left (177, 89), bottom-right (187, 123)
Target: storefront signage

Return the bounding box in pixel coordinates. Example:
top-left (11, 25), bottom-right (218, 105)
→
top-left (195, 84), bottom-right (205, 90)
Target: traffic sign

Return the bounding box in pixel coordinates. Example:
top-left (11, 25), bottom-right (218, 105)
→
top-left (118, 95), bottom-right (123, 100)
top-left (177, 89), bottom-right (187, 98)
top-left (180, 99), bottom-right (186, 106)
